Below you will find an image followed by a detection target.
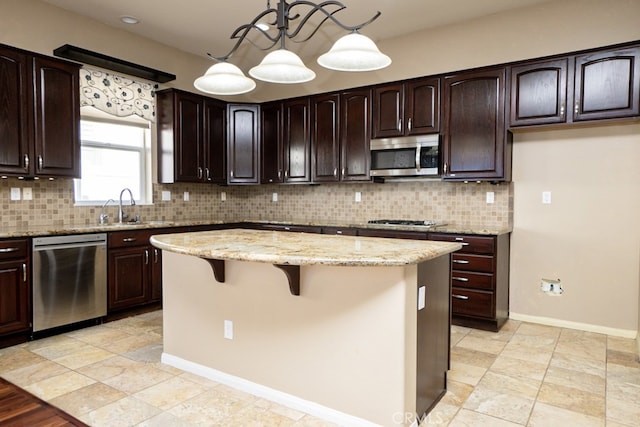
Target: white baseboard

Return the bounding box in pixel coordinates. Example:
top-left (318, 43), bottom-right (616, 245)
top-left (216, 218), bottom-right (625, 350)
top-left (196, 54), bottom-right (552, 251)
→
top-left (509, 312), bottom-right (637, 339)
top-left (161, 353), bottom-right (381, 427)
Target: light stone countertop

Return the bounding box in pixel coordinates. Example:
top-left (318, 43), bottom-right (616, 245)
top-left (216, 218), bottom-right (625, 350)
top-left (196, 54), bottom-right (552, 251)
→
top-left (150, 228), bottom-right (462, 267)
top-left (0, 219), bottom-right (511, 239)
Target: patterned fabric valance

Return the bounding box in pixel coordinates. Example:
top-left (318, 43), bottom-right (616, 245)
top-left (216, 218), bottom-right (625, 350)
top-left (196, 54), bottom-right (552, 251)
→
top-left (79, 67), bottom-right (156, 122)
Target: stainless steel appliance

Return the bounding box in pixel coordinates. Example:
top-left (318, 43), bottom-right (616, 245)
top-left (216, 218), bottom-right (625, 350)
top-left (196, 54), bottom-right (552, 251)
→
top-left (370, 134), bottom-right (440, 177)
top-left (32, 233), bottom-right (107, 332)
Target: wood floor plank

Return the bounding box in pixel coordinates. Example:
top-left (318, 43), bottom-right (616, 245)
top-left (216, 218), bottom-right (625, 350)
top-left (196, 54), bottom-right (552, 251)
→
top-left (0, 378), bottom-right (88, 426)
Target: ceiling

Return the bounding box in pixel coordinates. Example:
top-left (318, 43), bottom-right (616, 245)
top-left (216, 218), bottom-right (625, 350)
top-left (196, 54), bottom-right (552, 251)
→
top-left (42, 0), bottom-right (553, 69)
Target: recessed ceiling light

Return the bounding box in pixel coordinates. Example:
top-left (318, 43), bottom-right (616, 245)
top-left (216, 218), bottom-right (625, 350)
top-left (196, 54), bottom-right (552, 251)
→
top-left (120, 16), bottom-right (139, 25)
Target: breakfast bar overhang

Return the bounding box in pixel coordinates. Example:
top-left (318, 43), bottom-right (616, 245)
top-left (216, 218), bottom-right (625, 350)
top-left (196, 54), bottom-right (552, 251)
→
top-left (150, 229), bottom-right (461, 426)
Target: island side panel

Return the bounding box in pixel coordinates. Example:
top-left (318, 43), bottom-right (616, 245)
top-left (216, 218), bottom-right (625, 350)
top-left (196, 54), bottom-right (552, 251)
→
top-left (416, 254), bottom-right (452, 420)
top-left (161, 251), bottom-right (418, 426)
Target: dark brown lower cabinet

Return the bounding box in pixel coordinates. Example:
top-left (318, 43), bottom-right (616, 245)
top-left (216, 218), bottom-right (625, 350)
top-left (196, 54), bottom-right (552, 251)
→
top-left (428, 232), bottom-right (510, 331)
top-left (108, 230), bottom-right (162, 313)
top-left (0, 239), bottom-right (30, 348)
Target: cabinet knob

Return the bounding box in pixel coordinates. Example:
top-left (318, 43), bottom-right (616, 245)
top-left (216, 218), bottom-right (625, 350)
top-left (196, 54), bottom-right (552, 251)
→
top-left (230, 170), bottom-right (234, 178)
top-left (398, 119), bottom-right (402, 133)
top-left (560, 104), bottom-right (565, 118)
top-left (408, 118), bottom-right (413, 131)
top-left (443, 163), bottom-right (448, 175)
top-left (38, 155), bottom-right (43, 170)
top-left (197, 167), bottom-right (203, 180)
top-left (574, 100), bottom-right (580, 114)
top-left (334, 168), bottom-right (337, 177)
top-left (24, 155), bottom-right (29, 169)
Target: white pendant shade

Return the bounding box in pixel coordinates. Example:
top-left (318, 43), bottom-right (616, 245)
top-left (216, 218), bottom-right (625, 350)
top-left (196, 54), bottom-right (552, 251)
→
top-left (249, 49), bottom-right (316, 84)
top-left (317, 33), bottom-right (391, 72)
top-left (194, 62), bottom-right (256, 95)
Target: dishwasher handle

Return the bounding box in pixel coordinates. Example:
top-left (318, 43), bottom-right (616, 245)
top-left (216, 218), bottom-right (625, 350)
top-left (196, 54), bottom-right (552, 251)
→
top-left (33, 241), bottom-right (107, 251)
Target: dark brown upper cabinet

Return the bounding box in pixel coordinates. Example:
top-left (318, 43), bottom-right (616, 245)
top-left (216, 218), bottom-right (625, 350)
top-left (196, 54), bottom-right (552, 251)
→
top-left (372, 78), bottom-right (440, 139)
top-left (283, 98), bottom-right (311, 183)
top-left (227, 104), bottom-right (260, 184)
top-left (573, 46), bottom-right (640, 122)
top-left (311, 93), bottom-right (340, 182)
top-left (0, 44), bottom-right (80, 178)
top-left (261, 101), bottom-right (283, 184)
top-left (510, 45), bottom-right (640, 127)
top-left (157, 89), bottom-right (226, 184)
top-left (340, 88), bottom-right (371, 182)
top-left (509, 58), bottom-right (569, 127)
top-left (442, 67), bottom-right (510, 182)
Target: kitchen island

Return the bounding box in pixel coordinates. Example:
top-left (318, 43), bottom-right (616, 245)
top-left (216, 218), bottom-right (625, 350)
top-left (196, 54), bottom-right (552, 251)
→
top-left (150, 229), bottom-right (461, 426)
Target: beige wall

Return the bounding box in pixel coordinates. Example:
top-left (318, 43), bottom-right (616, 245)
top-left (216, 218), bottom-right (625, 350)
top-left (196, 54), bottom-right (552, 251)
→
top-left (2, 0), bottom-right (640, 335)
top-left (511, 124), bottom-right (640, 333)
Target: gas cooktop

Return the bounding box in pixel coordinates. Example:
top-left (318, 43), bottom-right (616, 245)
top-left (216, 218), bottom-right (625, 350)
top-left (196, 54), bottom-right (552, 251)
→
top-left (367, 219), bottom-right (444, 228)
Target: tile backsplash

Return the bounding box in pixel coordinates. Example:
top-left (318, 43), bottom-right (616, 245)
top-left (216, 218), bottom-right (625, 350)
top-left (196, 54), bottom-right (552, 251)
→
top-left (0, 178), bottom-right (512, 230)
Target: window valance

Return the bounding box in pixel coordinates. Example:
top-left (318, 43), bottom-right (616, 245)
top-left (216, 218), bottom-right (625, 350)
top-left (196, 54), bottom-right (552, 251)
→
top-left (79, 67), bottom-right (156, 122)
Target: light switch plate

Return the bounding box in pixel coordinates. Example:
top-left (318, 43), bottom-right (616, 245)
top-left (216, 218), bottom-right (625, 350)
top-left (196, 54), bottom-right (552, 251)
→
top-left (272, 192), bottom-right (278, 202)
top-left (355, 192), bottom-right (362, 202)
top-left (183, 191), bottom-right (189, 201)
top-left (161, 191), bottom-right (171, 201)
top-left (486, 191), bottom-right (495, 204)
top-left (10, 188), bottom-right (20, 201)
top-left (221, 192), bottom-right (227, 201)
top-left (542, 191), bottom-right (552, 204)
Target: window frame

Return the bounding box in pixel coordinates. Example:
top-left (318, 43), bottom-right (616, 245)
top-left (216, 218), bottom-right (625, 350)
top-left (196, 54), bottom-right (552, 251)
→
top-left (74, 115), bottom-right (153, 206)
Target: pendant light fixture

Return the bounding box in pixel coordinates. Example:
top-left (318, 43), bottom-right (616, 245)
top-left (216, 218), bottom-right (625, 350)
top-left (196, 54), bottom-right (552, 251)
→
top-left (194, 0), bottom-right (391, 95)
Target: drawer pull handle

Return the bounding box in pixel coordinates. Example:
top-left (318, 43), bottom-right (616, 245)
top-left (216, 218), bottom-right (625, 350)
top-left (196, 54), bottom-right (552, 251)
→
top-left (460, 242), bottom-right (470, 246)
top-left (0, 247), bottom-right (19, 253)
top-left (452, 277), bottom-right (469, 282)
top-left (23, 263), bottom-right (27, 282)
top-left (453, 260), bottom-right (470, 264)
top-left (122, 238), bottom-right (137, 242)
top-left (145, 249), bottom-right (149, 265)
top-left (154, 248), bottom-right (159, 264)
top-left (452, 294), bottom-right (469, 300)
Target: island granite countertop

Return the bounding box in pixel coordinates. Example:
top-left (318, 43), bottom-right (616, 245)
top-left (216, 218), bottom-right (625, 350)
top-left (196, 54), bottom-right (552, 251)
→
top-left (150, 228), bottom-right (462, 267)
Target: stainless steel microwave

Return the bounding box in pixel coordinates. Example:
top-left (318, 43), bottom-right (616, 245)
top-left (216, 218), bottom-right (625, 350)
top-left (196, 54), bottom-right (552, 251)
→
top-left (369, 135), bottom-right (440, 177)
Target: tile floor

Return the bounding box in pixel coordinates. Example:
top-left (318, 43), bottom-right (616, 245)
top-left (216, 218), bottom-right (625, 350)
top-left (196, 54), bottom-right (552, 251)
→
top-left (0, 311), bottom-right (639, 426)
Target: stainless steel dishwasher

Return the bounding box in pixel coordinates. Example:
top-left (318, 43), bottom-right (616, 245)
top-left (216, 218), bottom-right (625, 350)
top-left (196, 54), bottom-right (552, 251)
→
top-left (32, 233), bottom-right (107, 332)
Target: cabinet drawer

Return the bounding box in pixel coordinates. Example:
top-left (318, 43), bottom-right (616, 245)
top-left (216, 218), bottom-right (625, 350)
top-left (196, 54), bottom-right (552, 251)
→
top-left (322, 227), bottom-right (358, 236)
top-left (108, 230), bottom-right (154, 248)
top-left (0, 239), bottom-right (28, 260)
top-left (452, 254), bottom-right (494, 273)
top-left (451, 271), bottom-right (494, 291)
top-left (452, 288), bottom-right (494, 319)
top-left (429, 233), bottom-right (495, 254)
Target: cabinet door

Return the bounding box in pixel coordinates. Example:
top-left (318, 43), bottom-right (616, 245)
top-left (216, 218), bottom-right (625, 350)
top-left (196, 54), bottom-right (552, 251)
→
top-left (442, 68), bottom-right (508, 181)
top-left (0, 260), bottom-right (30, 336)
top-left (372, 83), bottom-right (404, 138)
top-left (175, 92), bottom-right (204, 182)
top-left (227, 104), bottom-right (260, 184)
top-left (574, 46), bottom-right (640, 121)
top-left (150, 247), bottom-right (162, 302)
top-left (341, 89), bottom-right (371, 182)
top-left (283, 99), bottom-right (310, 183)
top-left (32, 56), bottom-right (80, 178)
top-left (204, 98), bottom-right (226, 183)
top-left (406, 78), bottom-right (440, 135)
top-left (108, 246), bottom-right (150, 310)
top-left (0, 46), bottom-right (31, 176)
top-left (261, 102), bottom-right (283, 183)
top-left (509, 59), bottom-right (568, 126)
top-left (311, 94), bottom-right (340, 182)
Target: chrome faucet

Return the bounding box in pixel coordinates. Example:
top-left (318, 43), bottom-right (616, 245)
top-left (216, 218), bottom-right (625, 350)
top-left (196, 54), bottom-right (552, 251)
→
top-left (118, 188), bottom-right (136, 223)
top-left (99, 198), bottom-right (115, 224)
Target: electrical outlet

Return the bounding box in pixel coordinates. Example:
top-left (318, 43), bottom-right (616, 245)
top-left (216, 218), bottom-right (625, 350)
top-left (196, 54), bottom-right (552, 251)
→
top-left (224, 320), bottom-right (233, 340)
top-left (486, 191), bottom-right (495, 204)
top-left (161, 191), bottom-right (171, 201)
top-left (183, 191), bottom-right (189, 201)
top-left (221, 192), bottom-right (227, 201)
top-left (355, 192), bottom-right (362, 202)
top-left (10, 188), bottom-right (20, 201)
top-left (542, 191), bottom-right (552, 204)
top-left (272, 192), bottom-right (278, 202)
top-left (22, 187), bottom-right (33, 200)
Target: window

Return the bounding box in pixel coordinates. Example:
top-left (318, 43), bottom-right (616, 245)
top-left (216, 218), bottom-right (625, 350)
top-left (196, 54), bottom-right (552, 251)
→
top-left (74, 111), bottom-right (152, 205)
